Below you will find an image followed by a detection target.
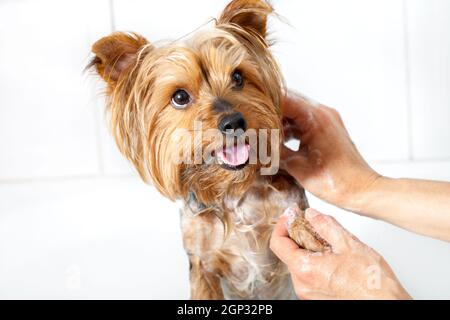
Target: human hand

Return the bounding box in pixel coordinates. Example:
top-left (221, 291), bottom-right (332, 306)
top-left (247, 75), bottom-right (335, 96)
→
top-left (281, 93), bottom-right (381, 212)
top-left (270, 207), bottom-right (411, 300)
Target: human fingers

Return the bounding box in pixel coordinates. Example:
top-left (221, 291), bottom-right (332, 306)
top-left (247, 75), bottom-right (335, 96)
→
top-left (281, 93), bottom-right (316, 130)
top-left (305, 208), bottom-right (358, 253)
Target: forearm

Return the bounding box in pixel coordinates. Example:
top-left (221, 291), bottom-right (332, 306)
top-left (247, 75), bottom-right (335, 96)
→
top-left (353, 177), bottom-right (450, 242)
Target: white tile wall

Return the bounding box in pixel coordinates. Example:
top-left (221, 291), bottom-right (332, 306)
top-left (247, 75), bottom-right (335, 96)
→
top-left (0, 0), bottom-right (111, 179)
top-left (0, 177), bottom-right (188, 299)
top-left (407, 0), bottom-right (450, 160)
top-left (0, 0), bottom-right (449, 299)
top-left (272, 0), bottom-right (410, 162)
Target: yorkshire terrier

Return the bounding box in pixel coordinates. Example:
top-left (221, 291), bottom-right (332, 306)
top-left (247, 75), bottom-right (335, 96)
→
top-left (89, 0), bottom-right (327, 300)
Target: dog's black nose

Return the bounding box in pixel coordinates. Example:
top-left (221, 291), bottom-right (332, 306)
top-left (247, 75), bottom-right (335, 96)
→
top-left (218, 112), bottom-right (247, 134)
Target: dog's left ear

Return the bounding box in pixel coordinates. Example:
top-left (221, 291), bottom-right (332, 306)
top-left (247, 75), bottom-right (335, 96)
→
top-left (218, 0), bottom-right (273, 38)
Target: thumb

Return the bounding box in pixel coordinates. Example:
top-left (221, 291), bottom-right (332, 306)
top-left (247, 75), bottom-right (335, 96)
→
top-left (305, 208), bottom-right (356, 253)
top-left (270, 215), bottom-right (311, 267)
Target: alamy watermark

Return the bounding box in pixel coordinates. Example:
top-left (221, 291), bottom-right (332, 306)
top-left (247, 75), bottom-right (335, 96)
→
top-left (170, 121), bottom-right (280, 175)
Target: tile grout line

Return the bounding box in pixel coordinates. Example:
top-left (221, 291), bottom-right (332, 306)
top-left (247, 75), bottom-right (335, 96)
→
top-left (3, 158), bottom-right (450, 185)
top-left (93, 0), bottom-right (117, 176)
top-left (109, 0), bottom-right (116, 32)
top-left (402, 0), bottom-right (414, 162)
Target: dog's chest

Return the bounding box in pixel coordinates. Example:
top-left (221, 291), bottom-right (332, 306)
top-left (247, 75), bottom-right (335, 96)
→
top-left (220, 181), bottom-right (304, 299)
top-left (181, 174), bottom-right (307, 299)
top-left (220, 210), bottom-right (293, 299)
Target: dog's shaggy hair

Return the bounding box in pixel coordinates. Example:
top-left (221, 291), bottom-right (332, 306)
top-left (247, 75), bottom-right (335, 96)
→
top-left (89, 0), bottom-right (326, 299)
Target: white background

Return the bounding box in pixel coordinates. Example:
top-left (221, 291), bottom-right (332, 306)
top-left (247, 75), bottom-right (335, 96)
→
top-left (0, 0), bottom-right (449, 299)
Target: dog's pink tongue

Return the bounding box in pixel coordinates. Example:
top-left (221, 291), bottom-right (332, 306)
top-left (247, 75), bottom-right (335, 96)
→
top-left (218, 144), bottom-right (250, 166)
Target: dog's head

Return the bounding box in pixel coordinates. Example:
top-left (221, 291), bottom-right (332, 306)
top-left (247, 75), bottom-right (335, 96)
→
top-left (89, 0), bottom-right (283, 205)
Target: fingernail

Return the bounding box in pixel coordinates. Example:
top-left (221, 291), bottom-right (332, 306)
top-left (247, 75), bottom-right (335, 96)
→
top-left (283, 205), bottom-right (300, 227)
top-left (305, 208), bottom-right (320, 220)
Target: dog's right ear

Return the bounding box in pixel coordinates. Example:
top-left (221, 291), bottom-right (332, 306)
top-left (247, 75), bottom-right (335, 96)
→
top-left (218, 0), bottom-right (273, 39)
top-left (89, 32), bottom-right (148, 86)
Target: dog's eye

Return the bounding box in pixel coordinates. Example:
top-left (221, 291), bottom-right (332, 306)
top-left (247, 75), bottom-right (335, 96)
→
top-left (171, 89), bottom-right (191, 109)
top-left (231, 70), bottom-right (244, 89)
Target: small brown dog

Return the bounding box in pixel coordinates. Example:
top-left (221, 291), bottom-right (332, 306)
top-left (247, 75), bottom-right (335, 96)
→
top-left (89, 0), bottom-right (326, 299)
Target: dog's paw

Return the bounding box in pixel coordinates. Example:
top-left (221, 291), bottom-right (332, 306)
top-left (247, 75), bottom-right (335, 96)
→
top-left (284, 205), bottom-right (330, 252)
